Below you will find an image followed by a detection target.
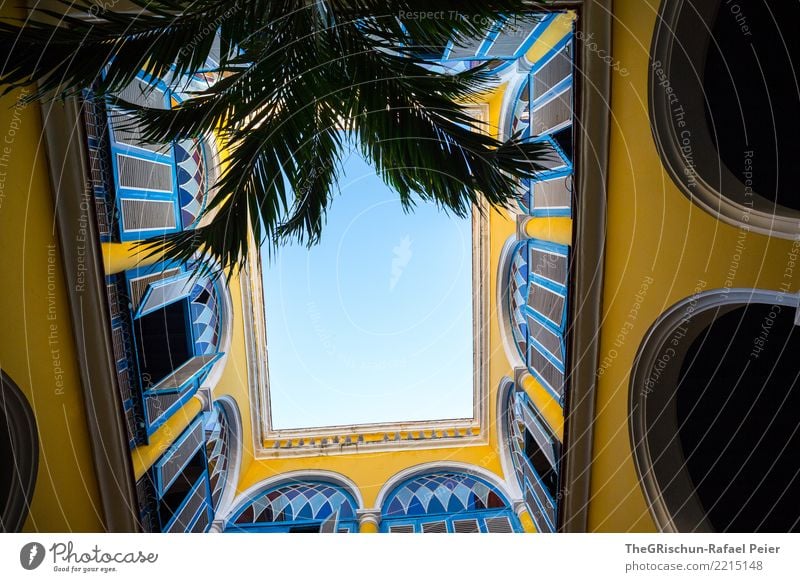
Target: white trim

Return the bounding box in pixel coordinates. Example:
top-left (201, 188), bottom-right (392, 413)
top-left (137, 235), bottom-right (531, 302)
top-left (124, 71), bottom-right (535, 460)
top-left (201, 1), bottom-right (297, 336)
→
top-left (496, 236), bottom-right (527, 369)
top-left (221, 470), bottom-right (364, 525)
top-left (495, 376), bottom-right (524, 500)
top-left (212, 396), bottom-right (244, 522)
top-left (202, 273), bottom-right (233, 392)
top-left (356, 509), bottom-right (381, 528)
top-left (371, 461), bottom-right (516, 512)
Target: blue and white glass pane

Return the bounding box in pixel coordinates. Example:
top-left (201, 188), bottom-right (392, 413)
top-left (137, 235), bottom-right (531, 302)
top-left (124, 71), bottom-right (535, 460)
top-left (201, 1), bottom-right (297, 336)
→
top-left (174, 139), bottom-right (207, 227)
top-left (233, 482), bottom-right (357, 525)
top-left (382, 473), bottom-right (507, 518)
top-left (509, 77), bottom-right (531, 139)
top-left (190, 278), bottom-right (220, 356)
top-left (509, 242), bottom-right (529, 360)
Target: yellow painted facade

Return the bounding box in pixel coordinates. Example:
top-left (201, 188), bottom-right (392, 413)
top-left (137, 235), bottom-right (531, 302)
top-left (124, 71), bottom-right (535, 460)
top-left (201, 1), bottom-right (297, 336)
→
top-left (0, 74), bottom-right (104, 531)
top-left (2, 2), bottom-right (794, 534)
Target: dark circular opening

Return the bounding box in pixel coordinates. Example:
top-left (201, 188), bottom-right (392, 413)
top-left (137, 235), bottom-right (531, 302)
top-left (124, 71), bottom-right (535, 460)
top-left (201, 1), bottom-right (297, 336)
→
top-left (702, 1), bottom-right (800, 210)
top-left (676, 304), bottom-right (800, 532)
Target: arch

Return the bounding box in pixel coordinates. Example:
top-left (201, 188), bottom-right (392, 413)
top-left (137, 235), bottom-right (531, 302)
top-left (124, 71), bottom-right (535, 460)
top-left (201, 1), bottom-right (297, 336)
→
top-left (499, 69), bottom-right (532, 143)
top-left (225, 473), bottom-right (361, 533)
top-left (649, 0), bottom-right (800, 238)
top-left (225, 470), bottom-right (363, 526)
top-left (503, 383), bottom-right (560, 533)
top-left (375, 462), bottom-right (515, 512)
top-left (0, 371), bottom-right (39, 532)
top-left (210, 396), bottom-right (242, 519)
top-left (196, 272), bottom-right (233, 391)
top-left (377, 465), bottom-right (521, 533)
top-left (496, 237), bottom-right (527, 369)
top-left (495, 377), bottom-right (523, 500)
top-left (630, 288), bottom-right (800, 532)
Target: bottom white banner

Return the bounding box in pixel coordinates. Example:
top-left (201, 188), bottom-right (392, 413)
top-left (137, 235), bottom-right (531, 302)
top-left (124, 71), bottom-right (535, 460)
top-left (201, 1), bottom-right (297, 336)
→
top-left (0, 533), bottom-right (797, 581)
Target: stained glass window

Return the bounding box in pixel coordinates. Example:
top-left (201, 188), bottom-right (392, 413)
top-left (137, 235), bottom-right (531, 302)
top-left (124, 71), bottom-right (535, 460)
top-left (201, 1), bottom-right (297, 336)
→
top-left (509, 242), bottom-right (529, 361)
top-left (228, 481), bottom-right (358, 533)
top-left (380, 472), bottom-right (521, 532)
top-left (205, 402), bottom-right (230, 512)
top-left (507, 387), bottom-right (559, 532)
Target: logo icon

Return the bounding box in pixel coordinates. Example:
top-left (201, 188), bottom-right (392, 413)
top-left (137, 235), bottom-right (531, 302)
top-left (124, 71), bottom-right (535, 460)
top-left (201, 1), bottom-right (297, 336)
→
top-left (20, 542), bottom-right (45, 570)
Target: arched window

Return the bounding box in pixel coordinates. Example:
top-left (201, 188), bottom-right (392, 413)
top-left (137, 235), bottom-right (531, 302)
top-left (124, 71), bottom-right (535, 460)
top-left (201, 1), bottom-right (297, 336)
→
top-left (0, 371), bottom-right (38, 532)
top-left (380, 472), bottom-right (521, 533)
top-left (227, 481), bottom-right (359, 533)
top-left (509, 241), bottom-right (529, 360)
top-left (506, 386), bottom-right (560, 532)
top-left (505, 239), bottom-right (569, 400)
top-left (83, 72), bottom-right (217, 242)
top-left (503, 22), bottom-right (575, 218)
top-left (631, 289), bottom-right (800, 532)
top-left (106, 260), bottom-right (226, 442)
top-left (204, 402), bottom-right (231, 513)
top-left (650, 0), bottom-right (800, 237)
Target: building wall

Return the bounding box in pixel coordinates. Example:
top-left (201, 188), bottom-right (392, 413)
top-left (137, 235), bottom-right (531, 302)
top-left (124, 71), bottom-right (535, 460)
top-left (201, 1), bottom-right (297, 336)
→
top-left (587, 0), bottom-right (800, 532)
top-left (0, 3), bottom-right (104, 530)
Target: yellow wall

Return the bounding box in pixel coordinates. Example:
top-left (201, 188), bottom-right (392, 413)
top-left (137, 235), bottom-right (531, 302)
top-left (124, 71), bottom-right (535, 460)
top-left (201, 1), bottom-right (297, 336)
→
top-left (0, 5), bottom-right (103, 530)
top-left (587, 0), bottom-right (800, 532)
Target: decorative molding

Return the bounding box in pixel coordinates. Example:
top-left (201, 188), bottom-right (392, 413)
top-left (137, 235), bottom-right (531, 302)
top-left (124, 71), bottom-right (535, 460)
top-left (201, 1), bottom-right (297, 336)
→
top-left (39, 95), bottom-right (140, 531)
top-left (195, 387), bottom-right (213, 412)
top-left (356, 509), bottom-right (381, 527)
top-left (559, 0), bottom-right (611, 533)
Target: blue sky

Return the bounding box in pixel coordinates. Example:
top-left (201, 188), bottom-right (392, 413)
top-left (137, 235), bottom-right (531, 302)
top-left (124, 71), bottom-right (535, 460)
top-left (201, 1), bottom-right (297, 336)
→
top-left (261, 149), bottom-right (474, 429)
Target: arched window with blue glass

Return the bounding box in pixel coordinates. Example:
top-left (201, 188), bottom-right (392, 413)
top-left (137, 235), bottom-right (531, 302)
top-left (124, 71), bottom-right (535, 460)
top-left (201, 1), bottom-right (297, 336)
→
top-left (437, 13), bottom-right (555, 75)
top-left (83, 70), bottom-right (217, 242)
top-left (509, 241), bottom-right (529, 361)
top-left (226, 481), bottom-right (359, 533)
top-left (380, 472), bottom-right (521, 533)
top-left (506, 386), bottom-right (560, 533)
top-left (204, 401), bottom-right (231, 513)
top-left (105, 258), bottom-right (226, 445)
top-left (507, 239), bottom-right (569, 401)
top-left (507, 22), bottom-right (575, 217)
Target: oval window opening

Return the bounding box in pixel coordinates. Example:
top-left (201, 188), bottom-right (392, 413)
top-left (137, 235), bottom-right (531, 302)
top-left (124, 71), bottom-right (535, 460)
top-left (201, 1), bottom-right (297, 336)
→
top-left (702, 1), bottom-right (800, 210)
top-left (676, 304), bottom-right (800, 532)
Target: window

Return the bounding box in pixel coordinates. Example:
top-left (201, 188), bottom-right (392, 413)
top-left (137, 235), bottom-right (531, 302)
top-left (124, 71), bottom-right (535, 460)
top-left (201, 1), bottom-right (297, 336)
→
top-left (134, 300), bottom-right (192, 386)
top-left (227, 481), bottom-right (358, 533)
top-left (115, 262), bottom-right (225, 437)
top-left (650, 0), bottom-right (800, 236)
top-left (83, 72), bottom-right (216, 242)
top-left (205, 403), bottom-right (231, 512)
top-left (507, 240), bottom-right (569, 400)
top-left (630, 290), bottom-right (800, 532)
top-left (380, 471), bottom-right (521, 533)
top-left (507, 387), bottom-right (560, 532)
